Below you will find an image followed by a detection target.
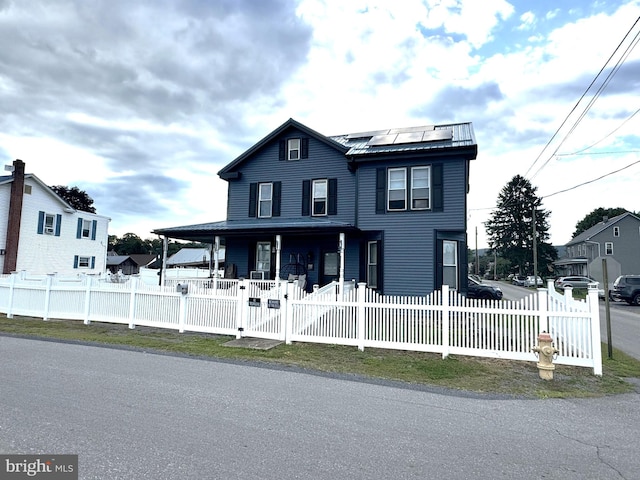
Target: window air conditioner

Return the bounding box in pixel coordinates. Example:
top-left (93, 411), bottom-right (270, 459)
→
top-left (45, 227), bottom-right (54, 234)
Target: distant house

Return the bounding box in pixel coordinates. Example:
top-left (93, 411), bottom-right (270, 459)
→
top-left (153, 118), bottom-right (477, 295)
top-left (554, 212), bottom-right (640, 285)
top-left (166, 247), bottom-right (225, 268)
top-left (1, 159), bottom-right (110, 275)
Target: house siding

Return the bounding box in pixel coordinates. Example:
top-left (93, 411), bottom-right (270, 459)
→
top-left (0, 182), bottom-right (10, 273)
top-left (226, 127), bottom-right (356, 224)
top-left (7, 178), bottom-right (110, 275)
top-left (356, 156), bottom-right (468, 295)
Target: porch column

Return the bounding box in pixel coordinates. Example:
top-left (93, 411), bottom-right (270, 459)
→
top-left (275, 234), bottom-right (282, 284)
top-left (161, 235), bottom-right (168, 287)
top-left (213, 236), bottom-right (220, 278)
top-left (339, 232), bottom-right (345, 293)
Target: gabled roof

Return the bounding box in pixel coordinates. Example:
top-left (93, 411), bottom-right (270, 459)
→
top-left (166, 247), bottom-right (225, 266)
top-left (1, 172), bottom-right (76, 212)
top-left (217, 118), bottom-right (478, 179)
top-left (129, 254), bottom-right (158, 267)
top-left (218, 118), bottom-right (349, 179)
top-left (567, 212), bottom-right (640, 245)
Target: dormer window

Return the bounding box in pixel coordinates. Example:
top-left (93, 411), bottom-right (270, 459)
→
top-left (288, 139), bottom-right (300, 160)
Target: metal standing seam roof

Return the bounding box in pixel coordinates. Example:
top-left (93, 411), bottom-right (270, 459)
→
top-left (329, 122), bottom-right (477, 157)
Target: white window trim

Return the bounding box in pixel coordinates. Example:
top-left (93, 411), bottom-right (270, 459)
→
top-left (44, 213), bottom-right (56, 235)
top-left (288, 138), bottom-right (300, 161)
top-left (312, 179), bottom-right (328, 216)
top-left (443, 240), bottom-right (458, 290)
top-left (410, 166), bottom-right (431, 210)
top-left (256, 242), bottom-right (271, 273)
top-left (81, 219), bottom-right (93, 239)
top-left (367, 241), bottom-right (378, 288)
top-left (78, 256), bottom-right (91, 268)
top-left (605, 242), bottom-right (614, 255)
top-left (258, 183), bottom-right (273, 218)
top-left (613, 226), bottom-right (620, 237)
top-left (387, 168), bottom-right (407, 211)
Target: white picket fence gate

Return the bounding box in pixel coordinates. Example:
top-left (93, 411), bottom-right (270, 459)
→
top-left (0, 272), bottom-right (602, 375)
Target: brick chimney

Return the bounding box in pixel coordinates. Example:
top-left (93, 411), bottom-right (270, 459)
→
top-left (3, 159), bottom-right (25, 274)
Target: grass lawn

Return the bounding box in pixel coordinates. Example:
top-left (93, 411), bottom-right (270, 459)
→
top-left (2, 314), bottom-right (639, 399)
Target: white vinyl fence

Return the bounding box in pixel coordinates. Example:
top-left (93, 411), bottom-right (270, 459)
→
top-left (0, 273), bottom-right (602, 375)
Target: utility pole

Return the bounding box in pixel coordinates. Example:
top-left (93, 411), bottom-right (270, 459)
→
top-left (532, 207), bottom-right (538, 285)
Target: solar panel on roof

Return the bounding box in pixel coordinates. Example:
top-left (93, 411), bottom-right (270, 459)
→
top-left (388, 125), bottom-right (434, 134)
top-left (345, 129), bottom-right (389, 139)
top-left (367, 134), bottom-right (397, 146)
top-left (394, 131), bottom-right (425, 144)
top-left (423, 129), bottom-right (452, 141)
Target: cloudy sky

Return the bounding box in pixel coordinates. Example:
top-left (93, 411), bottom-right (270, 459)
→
top-left (1, 0), bottom-right (639, 248)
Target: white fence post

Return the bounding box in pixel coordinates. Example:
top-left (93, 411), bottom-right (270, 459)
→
top-left (538, 286), bottom-right (549, 333)
top-left (441, 285), bottom-right (450, 359)
top-left (356, 282), bottom-right (367, 351)
top-left (235, 278), bottom-right (247, 339)
top-left (128, 276), bottom-right (138, 329)
top-left (6, 272), bottom-right (16, 318)
top-left (83, 276), bottom-right (93, 325)
top-left (588, 286), bottom-right (603, 376)
top-left (178, 288), bottom-right (187, 334)
top-left (43, 274), bottom-right (54, 321)
top-left (285, 281), bottom-right (295, 345)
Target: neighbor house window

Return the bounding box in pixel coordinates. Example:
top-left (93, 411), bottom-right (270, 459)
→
top-left (312, 179), bottom-right (328, 216)
top-left (411, 167), bottom-right (430, 209)
top-left (613, 226), bottom-right (620, 237)
top-left (388, 168), bottom-right (406, 211)
top-left (37, 211), bottom-right (61, 236)
top-left (442, 240), bottom-right (458, 290)
top-left (258, 183), bottom-right (273, 218)
top-left (288, 138), bottom-right (300, 160)
top-left (77, 218), bottom-right (97, 240)
top-left (367, 241), bottom-right (378, 289)
top-left (605, 242), bottom-right (613, 255)
top-left (73, 255), bottom-right (95, 269)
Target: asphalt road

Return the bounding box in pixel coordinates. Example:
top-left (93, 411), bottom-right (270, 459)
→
top-left (1, 336), bottom-right (639, 480)
top-left (488, 281), bottom-right (640, 360)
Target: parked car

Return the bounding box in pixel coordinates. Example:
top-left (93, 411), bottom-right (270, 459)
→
top-left (467, 276), bottom-right (503, 300)
top-left (524, 276), bottom-right (543, 287)
top-left (512, 275), bottom-right (527, 287)
top-left (611, 275), bottom-right (640, 306)
top-left (554, 276), bottom-right (598, 289)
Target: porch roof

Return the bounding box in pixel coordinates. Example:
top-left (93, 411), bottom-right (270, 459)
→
top-left (152, 218), bottom-right (359, 242)
top-left (553, 257), bottom-right (588, 266)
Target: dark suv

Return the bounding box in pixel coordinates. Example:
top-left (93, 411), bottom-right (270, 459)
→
top-left (612, 275), bottom-right (640, 306)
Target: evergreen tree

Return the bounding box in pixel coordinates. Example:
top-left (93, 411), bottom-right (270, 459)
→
top-left (485, 175), bottom-right (557, 276)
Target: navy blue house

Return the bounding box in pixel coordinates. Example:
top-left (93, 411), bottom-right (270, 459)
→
top-left (153, 118), bottom-right (477, 296)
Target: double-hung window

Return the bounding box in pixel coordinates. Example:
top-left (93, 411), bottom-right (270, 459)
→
top-left (411, 167), bottom-right (430, 209)
top-left (44, 214), bottom-right (56, 235)
top-left (258, 183), bottom-right (273, 218)
top-left (77, 218), bottom-right (97, 240)
top-left (37, 211), bottom-right (61, 236)
top-left (312, 179), bottom-right (328, 216)
top-left (288, 139), bottom-right (301, 160)
top-left (442, 240), bottom-right (458, 290)
top-left (605, 242), bottom-right (613, 255)
top-left (367, 241), bottom-right (378, 289)
top-left (388, 168), bottom-right (406, 211)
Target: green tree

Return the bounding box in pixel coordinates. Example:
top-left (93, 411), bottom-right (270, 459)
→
top-left (572, 207), bottom-right (630, 238)
top-left (113, 233), bottom-right (148, 255)
top-left (50, 185), bottom-right (96, 213)
top-left (485, 175), bottom-right (557, 276)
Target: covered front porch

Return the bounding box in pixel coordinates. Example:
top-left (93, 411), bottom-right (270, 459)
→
top-left (152, 218), bottom-right (365, 291)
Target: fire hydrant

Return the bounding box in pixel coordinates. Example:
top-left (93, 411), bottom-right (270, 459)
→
top-left (532, 332), bottom-right (559, 380)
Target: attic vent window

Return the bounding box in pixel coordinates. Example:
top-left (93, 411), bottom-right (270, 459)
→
top-left (24, 185), bottom-right (32, 195)
top-left (288, 138), bottom-right (300, 160)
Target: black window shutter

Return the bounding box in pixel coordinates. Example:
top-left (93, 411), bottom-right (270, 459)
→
top-left (37, 211), bottom-right (45, 234)
top-left (376, 239), bottom-right (383, 292)
top-left (432, 164), bottom-right (444, 212)
top-left (301, 138), bottom-right (309, 159)
top-left (302, 180), bottom-right (310, 216)
top-left (272, 181), bottom-right (281, 217)
top-left (278, 140), bottom-right (286, 161)
top-left (328, 178), bottom-right (337, 215)
top-left (249, 183), bottom-right (257, 217)
top-left (375, 168), bottom-right (386, 214)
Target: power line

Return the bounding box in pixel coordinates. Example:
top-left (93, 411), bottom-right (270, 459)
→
top-left (524, 15), bottom-right (640, 180)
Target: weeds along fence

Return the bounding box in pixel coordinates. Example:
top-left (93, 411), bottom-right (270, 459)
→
top-left (0, 273), bottom-right (602, 375)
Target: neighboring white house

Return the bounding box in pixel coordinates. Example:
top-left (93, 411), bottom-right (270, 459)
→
top-left (1, 159), bottom-right (110, 275)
